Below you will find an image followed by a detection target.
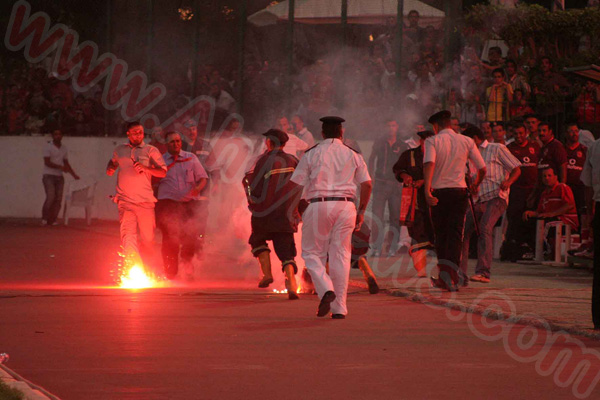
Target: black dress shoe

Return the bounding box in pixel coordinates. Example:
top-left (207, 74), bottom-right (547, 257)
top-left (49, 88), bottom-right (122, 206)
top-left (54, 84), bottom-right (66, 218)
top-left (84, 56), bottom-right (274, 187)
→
top-left (331, 314), bottom-right (345, 319)
top-left (317, 291), bottom-right (336, 317)
top-left (430, 276), bottom-right (459, 292)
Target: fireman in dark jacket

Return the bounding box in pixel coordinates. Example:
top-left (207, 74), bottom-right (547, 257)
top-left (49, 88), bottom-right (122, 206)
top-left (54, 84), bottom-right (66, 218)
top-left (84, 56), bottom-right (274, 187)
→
top-left (244, 129), bottom-right (302, 300)
top-left (392, 130), bottom-right (436, 277)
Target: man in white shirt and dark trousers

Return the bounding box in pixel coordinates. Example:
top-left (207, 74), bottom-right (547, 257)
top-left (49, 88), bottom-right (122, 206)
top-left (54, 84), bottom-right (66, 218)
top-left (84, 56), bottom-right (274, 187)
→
top-left (156, 132), bottom-right (208, 280)
top-left (291, 116), bottom-right (372, 319)
top-left (423, 111), bottom-right (487, 291)
top-left (42, 129), bottom-right (79, 225)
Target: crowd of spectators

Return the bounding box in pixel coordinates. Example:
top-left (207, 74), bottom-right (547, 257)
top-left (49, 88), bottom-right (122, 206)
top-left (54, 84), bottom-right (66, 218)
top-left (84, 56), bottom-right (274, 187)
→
top-left (1, 9), bottom-right (599, 142)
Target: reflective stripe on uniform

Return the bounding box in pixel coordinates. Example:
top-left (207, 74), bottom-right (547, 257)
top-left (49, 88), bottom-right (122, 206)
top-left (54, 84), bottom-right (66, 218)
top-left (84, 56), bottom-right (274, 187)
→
top-left (264, 167), bottom-right (295, 179)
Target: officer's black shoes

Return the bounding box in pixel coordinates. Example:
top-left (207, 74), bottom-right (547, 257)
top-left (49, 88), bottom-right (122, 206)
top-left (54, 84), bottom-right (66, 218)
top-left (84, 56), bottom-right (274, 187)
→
top-left (331, 314), bottom-right (345, 319)
top-left (258, 276), bottom-right (274, 288)
top-left (367, 277), bottom-right (380, 295)
top-left (430, 276), bottom-right (459, 292)
top-left (317, 290), bottom-right (336, 317)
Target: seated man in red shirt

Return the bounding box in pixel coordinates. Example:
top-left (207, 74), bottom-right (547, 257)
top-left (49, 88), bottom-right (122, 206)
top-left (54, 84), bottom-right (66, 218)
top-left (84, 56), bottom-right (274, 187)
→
top-left (523, 167), bottom-right (579, 256)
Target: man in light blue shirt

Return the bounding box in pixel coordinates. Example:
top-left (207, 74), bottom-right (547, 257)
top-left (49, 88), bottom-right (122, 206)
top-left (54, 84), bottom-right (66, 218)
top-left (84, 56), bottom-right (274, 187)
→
top-left (156, 131), bottom-right (208, 280)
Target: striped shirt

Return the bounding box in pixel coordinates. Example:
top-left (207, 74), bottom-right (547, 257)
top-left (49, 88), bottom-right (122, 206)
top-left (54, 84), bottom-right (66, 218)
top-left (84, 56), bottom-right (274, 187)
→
top-left (471, 140), bottom-right (521, 204)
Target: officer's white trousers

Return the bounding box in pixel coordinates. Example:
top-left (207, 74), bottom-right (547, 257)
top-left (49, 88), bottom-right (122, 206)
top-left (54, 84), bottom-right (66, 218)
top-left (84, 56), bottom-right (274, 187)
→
top-left (301, 201), bottom-right (356, 315)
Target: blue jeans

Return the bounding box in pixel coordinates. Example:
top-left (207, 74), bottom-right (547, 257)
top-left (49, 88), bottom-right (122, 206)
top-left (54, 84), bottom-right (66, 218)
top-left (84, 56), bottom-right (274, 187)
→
top-left (42, 174), bottom-right (64, 224)
top-left (460, 197), bottom-right (507, 280)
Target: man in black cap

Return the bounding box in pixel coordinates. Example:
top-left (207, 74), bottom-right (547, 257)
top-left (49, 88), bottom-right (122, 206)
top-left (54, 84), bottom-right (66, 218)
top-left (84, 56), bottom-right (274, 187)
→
top-left (291, 116), bottom-right (372, 318)
top-left (393, 130), bottom-right (436, 277)
top-left (423, 111), bottom-right (487, 291)
top-left (244, 129), bottom-right (302, 300)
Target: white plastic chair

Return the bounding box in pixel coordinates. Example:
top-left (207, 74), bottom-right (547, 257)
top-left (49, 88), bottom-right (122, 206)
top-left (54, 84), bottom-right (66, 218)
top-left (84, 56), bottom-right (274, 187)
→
top-left (63, 177), bottom-right (97, 226)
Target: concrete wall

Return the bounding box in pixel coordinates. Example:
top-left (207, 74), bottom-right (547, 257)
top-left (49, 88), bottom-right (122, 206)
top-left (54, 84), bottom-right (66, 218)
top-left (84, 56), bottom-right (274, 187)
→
top-left (0, 136), bottom-right (123, 221)
top-left (0, 136), bottom-right (375, 221)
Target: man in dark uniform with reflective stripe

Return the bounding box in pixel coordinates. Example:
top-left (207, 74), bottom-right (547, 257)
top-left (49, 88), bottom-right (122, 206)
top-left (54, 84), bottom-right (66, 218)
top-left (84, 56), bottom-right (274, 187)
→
top-left (245, 129), bottom-right (302, 300)
top-left (393, 130), bottom-right (436, 277)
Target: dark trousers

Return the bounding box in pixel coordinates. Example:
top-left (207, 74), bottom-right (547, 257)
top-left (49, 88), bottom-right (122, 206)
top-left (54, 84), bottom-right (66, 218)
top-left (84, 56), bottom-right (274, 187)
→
top-left (371, 180), bottom-right (402, 253)
top-left (156, 199), bottom-right (202, 278)
top-left (42, 174), bottom-right (64, 224)
top-left (593, 202), bottom-right (600, 329)
top-left (506, 187), bottom-right (535, 249)
top-left (249, 231), bottom-right (297, 272)
top-left (430, 188), bottom-right (468, 284)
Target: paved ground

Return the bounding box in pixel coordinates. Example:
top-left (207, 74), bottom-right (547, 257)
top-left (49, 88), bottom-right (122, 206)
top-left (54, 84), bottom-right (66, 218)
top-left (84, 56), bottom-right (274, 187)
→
top-left (0, 219), bottom-right (599, 399)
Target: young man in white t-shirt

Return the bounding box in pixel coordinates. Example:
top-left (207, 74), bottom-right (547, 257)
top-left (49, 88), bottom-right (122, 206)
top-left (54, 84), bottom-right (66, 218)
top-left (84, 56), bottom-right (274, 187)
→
top-left (42, 129), bottom-right (79, 225)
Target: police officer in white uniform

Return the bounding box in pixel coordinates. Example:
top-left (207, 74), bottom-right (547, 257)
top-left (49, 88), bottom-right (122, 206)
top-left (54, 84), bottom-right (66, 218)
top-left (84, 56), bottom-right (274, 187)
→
top-left (291, 116), bottom-right (372, 319)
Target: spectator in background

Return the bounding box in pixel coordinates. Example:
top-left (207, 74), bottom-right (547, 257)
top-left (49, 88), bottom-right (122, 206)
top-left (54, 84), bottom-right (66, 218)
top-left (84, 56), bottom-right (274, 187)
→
top-left (450, 116), bottom-right (460, 133)
top-left (575, 80), bottom-right (600, 128)
top-left (209, 83), bottom-right (236, 114)
top-left (275, 116), bottom-right (308, 158)
top-left (466, 64), bottom-right (489, 106)
top-left (291, 114), bottom-right (315, 147)
top-left (486, 68), bottom-right (513, 122)
top-left (523, 166), bottom-right (578, 232)
top-left (531, 57), bottom-right (571, 134)
top-left (510, 88), bottom-right (534, 119)
top-left (564, 123), bottom-right (588, 221)
top-left (405, 10), bottom-right (425, 43)
top-left (505, 123), bottom-right (540, 260)
top-left (506, 59), bottom-right (531, 98)
top-left (8, 97), bottom-right (27, 135)
top-left (446, 88), bottom-right (462, 121)
top-left (368, 119), bottom-right (406, 257)
top-left (480, 46), bottom-right (504, 75)
top-left (181, 119), bottom-right (213, 169)
top-left (481, 121), bottom-right (493, 142)
top-left (524, 113), bottom-right (543, 147)
top-left (538, 122), bottom-right (567, 184)
top-left (42, 129), bottom-right (80, 226)
top-left (491, 122), bottom-right (506, 145)
top-left (461, 88), bottom-right (485, 126)
top-left (461, 126), bottom-right (521, 283)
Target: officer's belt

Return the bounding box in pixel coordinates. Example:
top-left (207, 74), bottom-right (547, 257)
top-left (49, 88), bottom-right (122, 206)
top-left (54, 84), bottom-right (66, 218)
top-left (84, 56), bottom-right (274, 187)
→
top-left (309, 197), bottom-right (355, 203)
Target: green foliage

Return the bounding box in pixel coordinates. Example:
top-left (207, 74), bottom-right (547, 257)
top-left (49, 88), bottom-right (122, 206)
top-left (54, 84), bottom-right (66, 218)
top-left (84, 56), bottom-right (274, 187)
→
top-left (0, 380), bottom-right (25, 400)
top-left (464, 4), bottom-right (600, 66)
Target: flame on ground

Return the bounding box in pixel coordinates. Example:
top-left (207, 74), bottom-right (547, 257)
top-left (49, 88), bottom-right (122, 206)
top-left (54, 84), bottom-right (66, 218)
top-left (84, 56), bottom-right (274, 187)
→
top-left (272, 286), bottom-right (302, 294)
top-left (111, 252), bottom-right (163, 289)
top-left (119, 264), bottom-right (157, 289)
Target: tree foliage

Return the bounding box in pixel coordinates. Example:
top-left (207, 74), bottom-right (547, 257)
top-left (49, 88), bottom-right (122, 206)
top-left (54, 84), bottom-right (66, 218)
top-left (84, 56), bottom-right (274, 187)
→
top-left (464, 4), bottom-right (600, 67)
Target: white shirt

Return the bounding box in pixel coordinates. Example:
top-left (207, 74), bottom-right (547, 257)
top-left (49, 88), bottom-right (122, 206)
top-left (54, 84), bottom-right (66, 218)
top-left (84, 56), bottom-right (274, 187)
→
top-left (42, 141), bottom-right (68, 176)
top-left (579, 130), bottom-right (595, 149)
top-left (296, 127), bottom-right (315, 147)
top-left (472, 141), bottom-right (521, 203)
top-left (256, 134), bottom-right (308, 159)
top-left (111, 141), bottom-right (167, 204)
top-left (581, 139), bottom-right (600, 202)
top-left (291, 138), bottom-right (371, 199)
top-left (424, 128), bottom-right (486, 189)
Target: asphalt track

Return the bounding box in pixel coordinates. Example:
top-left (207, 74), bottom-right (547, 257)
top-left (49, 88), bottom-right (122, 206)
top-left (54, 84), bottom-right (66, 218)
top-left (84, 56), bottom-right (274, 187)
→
top-left (1, 223), bottom-right (599, 399)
